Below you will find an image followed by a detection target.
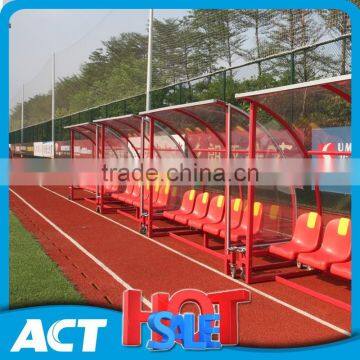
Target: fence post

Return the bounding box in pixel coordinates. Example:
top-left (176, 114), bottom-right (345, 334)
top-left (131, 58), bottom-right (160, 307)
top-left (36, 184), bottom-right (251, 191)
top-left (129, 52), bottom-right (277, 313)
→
top-left (51, 52), bottom-right (56, 158)
top-left (290, 52), bottom-right (296, 84)
top-left (21, 84), bottom-right (24, 146)
top-left (179, 83), bottom-right (183, 104)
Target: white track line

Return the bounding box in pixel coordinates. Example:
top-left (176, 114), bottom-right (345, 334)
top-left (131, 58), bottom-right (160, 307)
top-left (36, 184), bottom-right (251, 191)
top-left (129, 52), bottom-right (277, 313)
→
top-left (10, 188), bottom-right (151, 308)
top-left (25, 186), bottom-right (350, 336)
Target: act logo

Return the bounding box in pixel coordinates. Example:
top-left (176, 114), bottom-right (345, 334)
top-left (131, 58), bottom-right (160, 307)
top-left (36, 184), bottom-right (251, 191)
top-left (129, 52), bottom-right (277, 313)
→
top-left (122, 288), bottom-right (250, 351)
top-left (10, 319), bottom-right (107, 352)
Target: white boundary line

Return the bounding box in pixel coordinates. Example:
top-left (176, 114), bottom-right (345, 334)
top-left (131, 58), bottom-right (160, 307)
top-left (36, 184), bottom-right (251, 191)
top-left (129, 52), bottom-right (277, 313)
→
top-left (15, 186), bottom-right (350, 336)
top-left (10, 188), bottom-right (152, 308)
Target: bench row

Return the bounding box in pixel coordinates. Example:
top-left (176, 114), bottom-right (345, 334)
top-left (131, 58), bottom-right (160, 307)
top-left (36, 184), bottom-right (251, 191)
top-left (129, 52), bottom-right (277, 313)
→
top-left (163, 190), bottom-right (264, 242)
top-left (269, 212), bottom-right (351, 280)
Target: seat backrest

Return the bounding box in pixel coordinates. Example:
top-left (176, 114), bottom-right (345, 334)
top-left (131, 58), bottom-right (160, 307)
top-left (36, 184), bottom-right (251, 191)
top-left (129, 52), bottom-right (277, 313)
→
top-left (265, 204), bottom-right (281, 232)
top-left (124, 182), bottom-right (134, 195)
top-left (156, 180), bottom-right (171, 206)
top-left (206, 195), bottom-right (225, 222)
top-left (180, 189), bottom-right (196, 212)
top-left (230, 198), bottom-right (243, 227)
top-left (240, 202), bottom-right (263, 234)
top-left (219, 198), bottom-right (242, 225)
top-left (321, 218), bottom-right (351, 260)
top-left (192, 192), bottom-right (210, 217)
top-left (132, 182), bottom-right (141, 197)
top-left (292, 212), bottom-right (321, 247)
top-left (104, 171), bottom-right (119, 193)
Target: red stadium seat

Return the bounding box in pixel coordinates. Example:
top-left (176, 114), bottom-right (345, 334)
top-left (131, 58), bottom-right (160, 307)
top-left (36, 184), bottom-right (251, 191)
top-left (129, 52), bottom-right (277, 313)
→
top-left (188, 195), bottom-right (225, 229)
top-left (114, 182), bottom-right (141, 204)
top-left (330, 261), bottom-right (351, 280)
top-left (131, 181), bottom-right (151, 206)
top-left (269, 212), bottom-right (322, 260)
top-left (111, 182), bottom-right (133, 201)
top-left (219, 202), bottom-right (263, 242)
top-left (297, 218), bottom-right (351, 271)
top-left (103, 171), bottom-right (120, 194)
top-left (175, 192), bottom-right (210, 225)
top-left (142, 180), bottom-right (174, 211)
top-left (163, 189), bottom-right (196, 220)
top-left (132, 181), bottom-right (160, 208)
top-left (203, 198), bottom-right (243, 236)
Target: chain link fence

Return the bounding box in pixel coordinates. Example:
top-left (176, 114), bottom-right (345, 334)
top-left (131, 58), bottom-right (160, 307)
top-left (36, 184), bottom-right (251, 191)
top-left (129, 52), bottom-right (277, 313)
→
top-left (9, 9), bottom-right (351, 146)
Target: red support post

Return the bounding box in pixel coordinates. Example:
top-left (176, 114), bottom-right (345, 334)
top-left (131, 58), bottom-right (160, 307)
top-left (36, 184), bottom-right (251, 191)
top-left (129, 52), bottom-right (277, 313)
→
top-left (290, 187), bottom-right (297, 233)
top-left (69, 129), bottom-right (74, 200)
top-left (245, 102), bottom-right (257, 284)
top-left (140, 118), bottom-right (145, 228)
top-left (224, 103), bottom-right (232, 275)
top-left (100, 124), bottom-right (105, 213)
top-left (224, 104), bottom-right (236, 275)
top-left (147, 117), bottom-right (155, 237)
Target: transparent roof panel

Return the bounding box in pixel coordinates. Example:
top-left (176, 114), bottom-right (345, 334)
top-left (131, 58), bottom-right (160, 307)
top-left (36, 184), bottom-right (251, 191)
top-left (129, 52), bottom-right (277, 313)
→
top-left (235, 75), bottom-right (351, 151)
top-left (94, 115), bottom-right (142, 139)
top-left (141, 100), bottom-right (229, 156)
top-left (64, 122), bottom-right (97, 143)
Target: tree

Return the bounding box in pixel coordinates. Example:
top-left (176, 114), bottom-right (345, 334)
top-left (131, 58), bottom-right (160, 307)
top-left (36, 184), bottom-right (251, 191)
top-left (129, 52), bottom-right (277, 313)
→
top-left (266, 10), bottom-right (331, 82)
top-left (320, 10), bottom-right (351, 75)
top-left (242, 10), bottom-right (275, 75)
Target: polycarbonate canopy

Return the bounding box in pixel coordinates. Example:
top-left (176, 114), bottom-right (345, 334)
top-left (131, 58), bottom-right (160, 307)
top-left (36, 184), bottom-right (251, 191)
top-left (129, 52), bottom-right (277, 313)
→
top-left (64, 122), bottom-right (97, 143)
top-left (235, 75), bottom-right (351, 152)
top-left (93, 114), bottom-right (142, 138)
top-left (141, 99), bottom-right (303, 158)
top-left (93, 114), bottom-right (185, 159)
top-left (94, 114), bottom-right (143, 158)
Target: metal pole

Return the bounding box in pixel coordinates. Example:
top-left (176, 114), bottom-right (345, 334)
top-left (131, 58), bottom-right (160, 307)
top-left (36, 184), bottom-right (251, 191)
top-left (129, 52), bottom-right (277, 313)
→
top-left (146, 9), bottom-right (154, 112)
top-left (245, 102), bottom-right (257, 284)
top-left (147, 117), bottom-right (155, 237)
top-left (21, 84), bottom-right (24, 145)
top-left (225, 104), bottom-right (232, 275)
top-left (143, 9), bottom-right (154, 235)
top-left (69, 129), bottom-right (74, 200)
top-left (51, 52), bottom-right (55, 158)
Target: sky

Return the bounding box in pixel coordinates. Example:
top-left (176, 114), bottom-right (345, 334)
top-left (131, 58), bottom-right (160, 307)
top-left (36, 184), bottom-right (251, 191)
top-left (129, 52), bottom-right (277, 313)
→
top-left (9, 9), bottom-right (187, 104)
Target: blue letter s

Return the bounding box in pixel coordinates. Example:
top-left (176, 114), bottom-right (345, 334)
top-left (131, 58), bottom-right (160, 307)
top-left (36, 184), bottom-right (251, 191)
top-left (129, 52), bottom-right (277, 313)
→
top-left (146, 312), bottom-right (175, 351)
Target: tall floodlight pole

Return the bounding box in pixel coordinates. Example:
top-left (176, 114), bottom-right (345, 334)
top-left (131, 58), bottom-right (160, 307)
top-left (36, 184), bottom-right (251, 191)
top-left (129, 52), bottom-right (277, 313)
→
top-left (51, 52), bottom-right (56, 158)
top-left (21, 84), bottom-right (24, 145)
top-left (146, 9), bottom-right (154, 111)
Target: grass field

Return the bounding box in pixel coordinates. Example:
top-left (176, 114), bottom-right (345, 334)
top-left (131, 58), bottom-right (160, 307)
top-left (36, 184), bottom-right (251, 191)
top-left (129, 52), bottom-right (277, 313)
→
top-left (10, 212), bottom-right (84, 308)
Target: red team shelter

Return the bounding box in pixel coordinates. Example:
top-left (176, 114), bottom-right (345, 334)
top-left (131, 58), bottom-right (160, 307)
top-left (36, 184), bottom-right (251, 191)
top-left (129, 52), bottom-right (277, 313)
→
top-left (65, 75), bottom-right (351, 311)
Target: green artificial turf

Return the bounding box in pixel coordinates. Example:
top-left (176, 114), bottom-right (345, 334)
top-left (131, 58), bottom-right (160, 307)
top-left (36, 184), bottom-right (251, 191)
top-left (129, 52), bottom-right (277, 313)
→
top-left (10, 212), bottom-right (85, 308)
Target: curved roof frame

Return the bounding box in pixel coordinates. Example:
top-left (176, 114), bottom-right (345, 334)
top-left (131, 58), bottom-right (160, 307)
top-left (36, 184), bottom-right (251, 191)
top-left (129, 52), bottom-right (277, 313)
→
top-left (94, 114), bottom-right (172, 159)
top-left (142, 99), bottom-right (292, 159)
top-left (143, 114), bottom-right (197, 158)
top-left (235, 75), bottom-right (351, 219)
top-left (103, 124), bottom-right (139, 159)
top-left (141, 99), bottom-right (228, 157)
top-left (64, 122), bottom-right (120, 159)
top-left (235, 74), bottom-right (351, 158)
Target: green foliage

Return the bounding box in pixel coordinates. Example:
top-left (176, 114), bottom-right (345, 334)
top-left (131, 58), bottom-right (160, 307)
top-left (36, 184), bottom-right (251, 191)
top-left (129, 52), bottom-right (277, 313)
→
top-left (10, 212), bottom-right (84, 308)
top-left (10, 10), bottom-right (351, 140)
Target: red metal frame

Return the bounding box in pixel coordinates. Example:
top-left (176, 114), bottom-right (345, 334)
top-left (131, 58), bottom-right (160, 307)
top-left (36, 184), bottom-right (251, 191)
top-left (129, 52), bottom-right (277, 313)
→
top-left (224, 104), bottom-right (232, 275)
top-left (244, 102), bottom-right (256, 283)
top-left (68, 126), bottom-right (96, 201)
top-left (66, 77), bottom-right (351, 306)
top-left (275, 273), bottom-right (350, 312)
top-left (147, 117), bottom-right (155, 237)
top-left (69, 129), bottom-right (74, 200)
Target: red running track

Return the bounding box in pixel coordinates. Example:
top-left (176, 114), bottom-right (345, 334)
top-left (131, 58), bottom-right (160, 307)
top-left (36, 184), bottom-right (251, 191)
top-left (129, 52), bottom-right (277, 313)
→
top-left (10, 185), bottom-right (351, 347)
